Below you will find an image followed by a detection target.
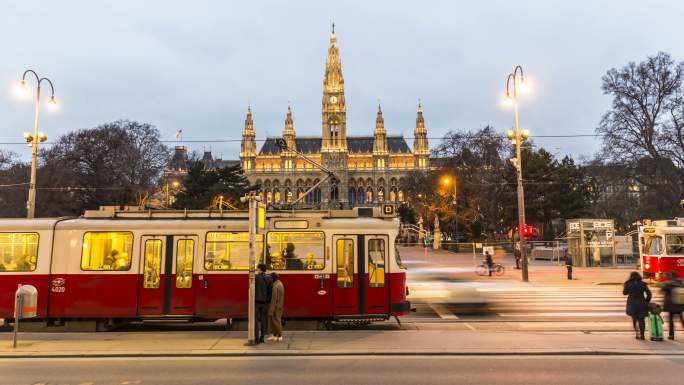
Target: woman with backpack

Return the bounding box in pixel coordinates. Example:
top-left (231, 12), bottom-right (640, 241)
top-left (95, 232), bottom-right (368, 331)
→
top-left (623, 271), bottom-right (652, 340)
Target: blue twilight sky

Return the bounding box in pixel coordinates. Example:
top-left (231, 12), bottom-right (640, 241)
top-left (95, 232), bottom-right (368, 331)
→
top-left (1, 0), bottom-right (683, 162)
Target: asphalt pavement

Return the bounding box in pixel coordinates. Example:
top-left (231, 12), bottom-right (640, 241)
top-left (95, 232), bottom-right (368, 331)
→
top-left (3, 355), bottom-right (684, 385)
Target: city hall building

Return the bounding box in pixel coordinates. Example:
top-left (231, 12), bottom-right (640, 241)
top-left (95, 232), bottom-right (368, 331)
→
top-left (238, 28), bottom-right (430, 208)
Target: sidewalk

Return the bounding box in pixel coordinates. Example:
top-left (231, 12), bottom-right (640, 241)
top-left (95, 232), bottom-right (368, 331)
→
top-left (2, 329), bottom-right (684, 358)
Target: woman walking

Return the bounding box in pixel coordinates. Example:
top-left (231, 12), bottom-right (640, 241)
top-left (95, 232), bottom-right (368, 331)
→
top-left (267, 272), bottom-right (285, 341)
top-left (623, 272), bottom-right (652, 340)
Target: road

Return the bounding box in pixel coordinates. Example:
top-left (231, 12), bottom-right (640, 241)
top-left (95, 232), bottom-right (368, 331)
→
top-left (2, 355), bottom-right (684, 385)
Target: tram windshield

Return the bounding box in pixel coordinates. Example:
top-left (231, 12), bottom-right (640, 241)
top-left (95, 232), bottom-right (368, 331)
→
top-left (666, 235), bottom-right (684, 255)
top-left (644, 235), bottom-right (663, 255)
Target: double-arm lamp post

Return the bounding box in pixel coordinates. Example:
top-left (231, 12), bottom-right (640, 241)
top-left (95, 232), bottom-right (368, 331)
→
top-left (504, 65), bottom-right (530, 282)
top-left (441, 176), bottom-right (457, 240)
top-left (17, 70), bottom-right (58, 219)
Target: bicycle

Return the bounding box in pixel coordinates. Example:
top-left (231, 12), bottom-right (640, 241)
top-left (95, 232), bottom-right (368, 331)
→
top-left (475, 262), bottom-right (505, 276)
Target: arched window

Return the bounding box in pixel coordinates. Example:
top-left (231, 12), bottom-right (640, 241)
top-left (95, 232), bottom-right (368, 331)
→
top-left (274, 189), bottom-right (281, 203)
top-left (266, 191), bottom-right (273, 204)
top-left (366, 188), bottom-right (374, 204)
top-left (297, 188), bottom-right (304, 201)
top-left (286, 189), bottom-right (293, 203)
top-left (377, 188), bottom-right (385, 203)
top-left (398, 190), bottom-right (404, 202)
top-left (329, 117), bottom-right (339, 147)
top-left (348, 188), bottom-right (356, 205)
top-left (357, 187), bottom-right (364, 204)
top-left (389, 189), bottom-right (396, 202)
top-left (331, 184), bottom-right (339, 201)
top-left (314, 188), bottom-right (321, 203)
top-left (258, 191), bottom-right (265, 202)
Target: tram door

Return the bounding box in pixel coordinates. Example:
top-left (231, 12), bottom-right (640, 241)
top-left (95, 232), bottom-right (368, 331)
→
top-left (138, 235), bottom-right (198, 316)
top-left (333, 235), bottom-right (389, 315)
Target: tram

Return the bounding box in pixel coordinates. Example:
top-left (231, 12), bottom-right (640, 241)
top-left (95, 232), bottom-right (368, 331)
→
top-left (0, 206), bottom-right (410, 326)
top-left (639, 218), bottom-right (684, 280)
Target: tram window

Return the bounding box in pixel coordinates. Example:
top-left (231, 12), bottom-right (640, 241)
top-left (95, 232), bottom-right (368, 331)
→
top-left (176, 239), bottom-right (194, 289)
top-left (368, 238), bottom-right (386, 287)
top-left (666, 235), bottom-right (684, 255)
top-left (267, 232), bottom-right (324, 270)
top-left (336, 239), bottom-right (354, 288)
top-left (81, 232), bottom-right (133, 271)
top-left (205, 232), bottom-right (264, 270)
top-left (143, 239), bottom-right (162, 289)
top-left (0, 233), bottom-right (38, 272)
top-left (645, 236), bottom-right (663, 255)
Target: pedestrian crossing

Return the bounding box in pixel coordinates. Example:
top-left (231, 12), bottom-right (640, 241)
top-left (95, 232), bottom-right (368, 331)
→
top-left (412, 286), bottom-right (666, 321)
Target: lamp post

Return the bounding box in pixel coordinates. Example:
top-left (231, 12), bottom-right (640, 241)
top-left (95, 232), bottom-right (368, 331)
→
top-left (504, 65), bottom-right (530, 282)
top-left (442, 176), bottom-right (458, 241)
top-left (17, 70), bottom-right (58, 219)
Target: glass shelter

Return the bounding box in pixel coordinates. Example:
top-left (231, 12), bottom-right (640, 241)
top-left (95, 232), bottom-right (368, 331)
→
top-left (566, 219), bottom-right (616, 267)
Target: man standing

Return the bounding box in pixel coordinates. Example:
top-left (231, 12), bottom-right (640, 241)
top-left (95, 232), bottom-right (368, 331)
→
top-left (565, 251), bottom-right (573, 280)
top-left (255, 263), bottom-right (272, 344)
top-left (268, 272), bottom-right (285, 341)
top-left (514, 245), bottom-right (521, 270)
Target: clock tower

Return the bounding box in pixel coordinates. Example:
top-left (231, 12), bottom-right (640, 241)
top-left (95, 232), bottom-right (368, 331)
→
top-left (320, 24), bottom-right (348, 207)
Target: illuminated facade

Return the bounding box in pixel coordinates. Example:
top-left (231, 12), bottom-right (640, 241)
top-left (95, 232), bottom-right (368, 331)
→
top-left (240, 28), bottom-right (430, 208)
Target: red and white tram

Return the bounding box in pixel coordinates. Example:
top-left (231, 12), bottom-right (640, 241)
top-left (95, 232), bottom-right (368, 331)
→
top-left (639, 218), bottom-right (684, 280)
top-left (0, 207), bottom-right (410, 326)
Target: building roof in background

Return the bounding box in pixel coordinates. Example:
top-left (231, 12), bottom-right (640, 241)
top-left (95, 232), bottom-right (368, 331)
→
top-left (259, 135), bottom-right (411, 155)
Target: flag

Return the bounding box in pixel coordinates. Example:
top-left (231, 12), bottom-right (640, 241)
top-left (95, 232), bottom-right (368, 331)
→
top-left (175, 129), bottom-right (183, 140)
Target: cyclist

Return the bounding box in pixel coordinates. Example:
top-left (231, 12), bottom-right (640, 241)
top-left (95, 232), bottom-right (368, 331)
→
top-left (485, 250), bottom-right (494, 277)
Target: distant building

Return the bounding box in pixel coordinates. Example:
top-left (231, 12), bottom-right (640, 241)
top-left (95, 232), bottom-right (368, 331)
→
top-left (163, 27), bottom-right (430, 209)
top-left (239, 28), bottom-right (430, 208)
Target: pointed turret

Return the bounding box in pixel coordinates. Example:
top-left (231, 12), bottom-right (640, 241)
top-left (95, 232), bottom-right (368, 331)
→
top-left (283, 104), bottom-right (296, 152)
top-left (240, 105), bottom-right (257, 171)
top-left (373, 104), bottom-right (388, 156)
top-left (321, 25), bottom-right (347, 151)
top-left (414, 102), bottom-right (429, 169)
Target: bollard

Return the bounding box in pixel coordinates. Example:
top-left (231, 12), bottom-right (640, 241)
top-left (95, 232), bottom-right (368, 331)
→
top-left (12, 284), bottom-right (38, 348)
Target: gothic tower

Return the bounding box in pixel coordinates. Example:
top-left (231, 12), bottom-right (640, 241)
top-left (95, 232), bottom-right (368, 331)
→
top-left (372, 104), bottom-right (388, 169)
top-left (320, 24), bottom-right (348, 207)
top-left (239, 105), bottom-right (257, 172)
top-left (414, 102), bottom-right (430, 169)
top-left (280, 105), bottom-right (297, 172)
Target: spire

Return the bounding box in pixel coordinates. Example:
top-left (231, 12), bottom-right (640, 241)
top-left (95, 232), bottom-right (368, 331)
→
top-left (323, 26), bottom-right (343, 92)
top-left (244, 104), bottom-right (254, 133)
top-left (283, 104), bottom-right (296, 152)
top-left (415, 101), bottom-right (425, 132)
top-left (373, 103), bottom-right (388, 155)
top-left (375, 104), bottom-right (385, 132)
top-left (240, 104), bottom-right (257, 169)
top-left (413, 101), bottom-right (429, 167)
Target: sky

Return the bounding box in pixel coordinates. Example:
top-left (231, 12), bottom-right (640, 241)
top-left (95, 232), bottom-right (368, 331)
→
top-left (1, 0), bottom-right (683, 162)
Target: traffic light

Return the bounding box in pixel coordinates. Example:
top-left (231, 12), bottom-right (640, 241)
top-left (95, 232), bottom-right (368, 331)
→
top-left (521, 224), bottom-right (534, 239)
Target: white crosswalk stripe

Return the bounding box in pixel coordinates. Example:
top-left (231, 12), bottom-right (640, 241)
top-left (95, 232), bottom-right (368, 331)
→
top-left (485, 286), bottom-right (664, 318)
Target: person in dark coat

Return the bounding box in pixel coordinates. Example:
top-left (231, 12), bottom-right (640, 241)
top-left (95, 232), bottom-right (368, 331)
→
top-left (267, 272), bottom-right (285, 341)
top-left (623, 271), bottom-right (652, 340)
top-left (564, 251), bottom-right (573, 280)
top-left (254, 263), bottom-right (273, 344)
top-left (661, 271), bottom-right (684, 340)
top-left (513, 247), bottom-right (521, 270)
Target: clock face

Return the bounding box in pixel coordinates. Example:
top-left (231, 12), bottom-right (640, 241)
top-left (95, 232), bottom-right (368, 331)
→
top-left (329, 95), bottom-right (338, 104)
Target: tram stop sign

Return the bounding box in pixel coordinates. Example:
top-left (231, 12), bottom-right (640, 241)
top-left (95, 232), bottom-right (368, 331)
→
top-left (382, 204), bottom-right (395, 216)
top-left (257, 202), bottom-right (266, 234)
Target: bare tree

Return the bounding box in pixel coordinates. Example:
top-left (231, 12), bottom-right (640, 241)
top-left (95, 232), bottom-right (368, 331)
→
top-left (598, 52), bottom-right (684, 217)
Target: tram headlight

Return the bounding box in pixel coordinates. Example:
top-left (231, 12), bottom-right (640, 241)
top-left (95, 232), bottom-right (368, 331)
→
top-left (644, 263), bottom-right (650, 270)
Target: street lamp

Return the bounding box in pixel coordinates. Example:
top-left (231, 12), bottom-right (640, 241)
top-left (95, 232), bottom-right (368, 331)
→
top-left (17, 70), bottom-right (58, 219)
top-left (441, 176), bottom-right (458, 241)
top-left (504, 65), bottom-right (530, 282)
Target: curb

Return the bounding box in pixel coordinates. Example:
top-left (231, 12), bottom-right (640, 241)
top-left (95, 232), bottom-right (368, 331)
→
top-left (2, 349), bottom-right (684, 359)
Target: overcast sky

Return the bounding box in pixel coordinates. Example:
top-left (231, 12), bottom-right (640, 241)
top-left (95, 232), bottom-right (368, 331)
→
top-left (1, 0), bottom-right (683, 162)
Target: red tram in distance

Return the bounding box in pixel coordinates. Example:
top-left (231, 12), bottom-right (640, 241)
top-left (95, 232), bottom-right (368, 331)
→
top-left (640, 218), bottom-right (684, 281)
top-left (0, 207), bottom-right (410, 328)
